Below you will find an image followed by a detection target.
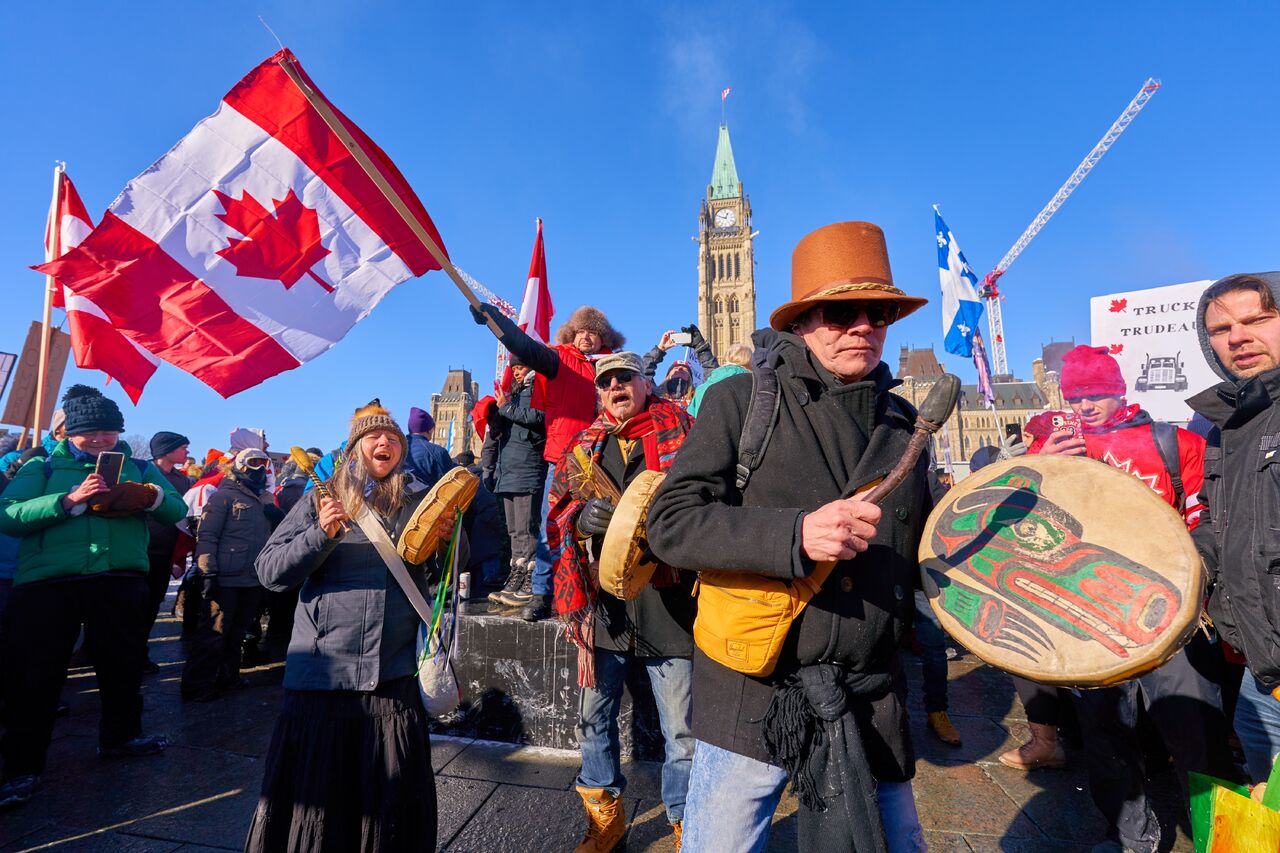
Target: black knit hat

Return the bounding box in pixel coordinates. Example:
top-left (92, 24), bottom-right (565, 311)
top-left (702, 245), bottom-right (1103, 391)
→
top-left (61, 385), bottom-right (124, 435)
top-left (150, 431), bottom-right (190, 459)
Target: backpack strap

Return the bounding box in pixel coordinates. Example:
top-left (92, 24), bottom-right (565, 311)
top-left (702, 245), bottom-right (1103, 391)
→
top-left (1151, 421), bottom-right (1186, 513)
top-left (735, 361), bottom-right (782, 491)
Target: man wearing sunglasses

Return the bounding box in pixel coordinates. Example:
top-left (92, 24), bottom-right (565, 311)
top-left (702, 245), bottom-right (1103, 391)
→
top-left (649, 221), bottom-right (934, 852)
top-left (545, 351), bottom-right (697, 853)
top-left (181, 448), bottom-right (274, 702)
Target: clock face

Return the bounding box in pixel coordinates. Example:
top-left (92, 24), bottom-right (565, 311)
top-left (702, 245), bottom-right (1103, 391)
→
top-left (714, 208), bottom-right (737, 227)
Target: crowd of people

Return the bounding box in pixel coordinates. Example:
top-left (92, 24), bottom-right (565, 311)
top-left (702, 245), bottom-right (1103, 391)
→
top-left (0, 218), bottom-right (1275, 853)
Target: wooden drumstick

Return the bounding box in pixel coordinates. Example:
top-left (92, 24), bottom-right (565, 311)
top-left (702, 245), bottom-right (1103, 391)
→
top-left (290, 446), bottom-right (351, 534)
top-left (860, 374), bottom-right (961, 506)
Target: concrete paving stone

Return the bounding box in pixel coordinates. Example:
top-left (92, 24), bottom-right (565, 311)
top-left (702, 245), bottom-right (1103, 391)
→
top-left (912, 760), bottom-right (1043, 839)
top-left (913, 714), bottom-right (1022, 766)
top-left (443, 785), bottom-right (639, 852)
top-left (962, 836), bottom-right (1092, 853)
top-left (0, 828), bottom-right (184, 852)
top-left (122, 785), bottom-right (258, 850)
top-left (437, 739), bottom-right (581, 790)
top-left (434, 775), bottom-right (498, 848)
top-left (622, 798), bottom-right (680, 852)
top-left (617, 757), bottom-right (664, 801)
top-left (430, 734), bottom-right (474, 773)
top-left (981, 759), bottom-right (1108, 843)
top-left (922, 831), bottom-right (974, 852)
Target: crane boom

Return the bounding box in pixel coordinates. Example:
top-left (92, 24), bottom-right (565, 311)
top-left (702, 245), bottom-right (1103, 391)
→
top-left (980, 77), bottom-right (1161, 376)
top-left (456, 267), bottom-right (521, 384)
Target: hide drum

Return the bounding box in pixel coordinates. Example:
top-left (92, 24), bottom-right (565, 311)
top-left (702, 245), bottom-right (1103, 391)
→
top-left (919, 455), bottom-right (1203, 687)
top-left (599, 469), bottom-right (667, 601)
top-left (398, 467), bottom-right (480, 565)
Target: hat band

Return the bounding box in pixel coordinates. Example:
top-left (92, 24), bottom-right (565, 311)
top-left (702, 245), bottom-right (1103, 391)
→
top-left (804, 281), bottom-right (905, 301)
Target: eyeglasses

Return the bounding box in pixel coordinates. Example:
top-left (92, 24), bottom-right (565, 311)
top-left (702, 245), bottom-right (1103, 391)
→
top-left (596, 370), bottom-right (638, 389)
top-left (244, 457), bottom-right (269, 469)
top-left (819, 301), bottom-right (900, 329)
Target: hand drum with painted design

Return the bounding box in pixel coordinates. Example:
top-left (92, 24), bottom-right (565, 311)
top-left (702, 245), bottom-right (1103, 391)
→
top-left (919, 455), bottom-right (1203, 687)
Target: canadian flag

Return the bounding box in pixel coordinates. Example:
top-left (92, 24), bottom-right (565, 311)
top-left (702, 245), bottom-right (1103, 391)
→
top-left (38, 49), bottom-right (447, 397)
top-left (46, 172), bottom-right (159, 403)
top-left (517, 218), bottom-right (553, 343)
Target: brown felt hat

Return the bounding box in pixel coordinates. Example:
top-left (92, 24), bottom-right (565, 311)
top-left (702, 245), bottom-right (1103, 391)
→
top-left (769, 221), bottom-right (928, 331)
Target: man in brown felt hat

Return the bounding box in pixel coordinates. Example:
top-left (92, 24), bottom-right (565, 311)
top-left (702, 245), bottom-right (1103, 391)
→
top-left (649, 221), bottom-right (932, 852)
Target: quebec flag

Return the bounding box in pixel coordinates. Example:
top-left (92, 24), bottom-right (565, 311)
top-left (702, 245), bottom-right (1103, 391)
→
top-left (934, 206), bottom-right (986, 358)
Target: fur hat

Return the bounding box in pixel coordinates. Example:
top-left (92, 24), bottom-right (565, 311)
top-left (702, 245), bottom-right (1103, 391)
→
top-left (555, 306), bottom-right (625, 350)
top-left (61, 385), bottom-right (124, 436)
top-left (346, 398), bottom-right (408, 455)
top-left (1060, 345), bottom-right (1126, 399)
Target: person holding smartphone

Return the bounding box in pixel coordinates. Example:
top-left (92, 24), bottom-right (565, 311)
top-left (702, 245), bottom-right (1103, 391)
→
top-left (642, 325), bottom-right (721, 409)
top-left (0, 385), bottom-right (188, 810)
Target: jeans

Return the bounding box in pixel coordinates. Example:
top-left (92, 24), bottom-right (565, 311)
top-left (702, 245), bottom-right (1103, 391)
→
top-left (1235, 670), bottom-right (1280, 784)
top-left (681, 741), bottom-right (926, 853)
top-left (914, 590), bottom-right (948, 713)
top-left (576, 649), bottom-right (694, 823)
top-left (532, 463), bottom-right (556, 596)
top-left (500, 491), bottom-right (541, 565)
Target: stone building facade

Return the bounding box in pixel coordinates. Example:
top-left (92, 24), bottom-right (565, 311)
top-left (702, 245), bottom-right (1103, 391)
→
top-left (696, 124), bottom-right (756, 363)
top-left (894, 345), bottom-right (1065, 466)
top-left (430, 368), bottom-right (482, 458)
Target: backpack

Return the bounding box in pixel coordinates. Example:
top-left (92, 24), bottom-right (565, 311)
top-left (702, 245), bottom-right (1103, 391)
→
top-left (1150, 421), bottom-right (1187, 513)
top-left (694, 358), bottom-right (908, 677)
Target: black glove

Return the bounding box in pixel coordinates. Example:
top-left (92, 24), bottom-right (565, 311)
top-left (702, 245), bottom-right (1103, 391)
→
top-left (576, 498), bottom-right (616, 537)
top-left (470, 303), bottom-right (503, 326)
top-left (682, 323), bottom-right (709, 349)
top-left (200, 573), bottom-right (218, 601)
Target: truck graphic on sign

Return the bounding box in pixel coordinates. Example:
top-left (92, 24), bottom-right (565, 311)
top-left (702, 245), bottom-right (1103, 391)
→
top-left (1134, 352), bottom-right (1188, 393)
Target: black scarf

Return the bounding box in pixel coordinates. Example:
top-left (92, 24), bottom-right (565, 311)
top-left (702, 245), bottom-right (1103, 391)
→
top-left (763, 663), bottom-right (891, 852)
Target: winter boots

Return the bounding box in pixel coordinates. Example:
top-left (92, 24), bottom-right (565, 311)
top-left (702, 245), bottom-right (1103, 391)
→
top-left (998, 722), bottom-right (1066, 770)
top-left (489, 559), bottom-right (532, 608)
top-left (573, 785), bottom-right (625, 853)
top-left (927, 710), bottom-right (962, 747)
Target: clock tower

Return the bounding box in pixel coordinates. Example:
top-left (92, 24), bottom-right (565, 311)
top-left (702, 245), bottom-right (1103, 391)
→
top-left (697, 124), bottom-right (756, 363)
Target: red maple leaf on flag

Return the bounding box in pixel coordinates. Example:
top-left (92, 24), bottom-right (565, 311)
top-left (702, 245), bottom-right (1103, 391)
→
top-left (1109, 298), bottom-right (1128, 313)
top-left (213, 189), bottom-right (333, 292)
top-left (1109, 343), bottom-right (1124, 355)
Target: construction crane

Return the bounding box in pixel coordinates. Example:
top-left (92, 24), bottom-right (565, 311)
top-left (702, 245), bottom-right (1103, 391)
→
top-left (980, 77), bottom-right (1161, 376)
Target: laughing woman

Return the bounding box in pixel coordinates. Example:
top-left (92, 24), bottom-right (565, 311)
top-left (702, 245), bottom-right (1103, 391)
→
top-left (245, 401), bottom-right (462, 853)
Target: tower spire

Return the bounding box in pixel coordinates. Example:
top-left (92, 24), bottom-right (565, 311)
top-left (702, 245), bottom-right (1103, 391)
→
top-left (708, 124), bottom-right (740, 200)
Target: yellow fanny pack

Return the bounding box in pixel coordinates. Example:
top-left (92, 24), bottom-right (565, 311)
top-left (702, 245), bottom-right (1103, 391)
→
top-left (692, 559), bottom-right (837, 678)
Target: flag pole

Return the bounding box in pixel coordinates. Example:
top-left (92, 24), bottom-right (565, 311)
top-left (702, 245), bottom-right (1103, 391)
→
top-left (32, 163), bottom-right (66, 446)
top-left (275, 57), bottom-right (501, 336)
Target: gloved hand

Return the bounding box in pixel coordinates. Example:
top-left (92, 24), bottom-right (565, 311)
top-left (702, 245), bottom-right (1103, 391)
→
top-left (470, 303), bottom-right (504, 326)
top-left (681, 323), bottom-right (707, 346)
top-left (576, 498), bottom-right (616, 537)
top-left (88, 482), bottom-right (160, 517)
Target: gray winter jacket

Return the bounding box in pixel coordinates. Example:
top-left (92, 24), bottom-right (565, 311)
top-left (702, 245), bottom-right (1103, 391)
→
top-left (194, 473), bottom-right (270, 588)
top-left (255, 478), bottom-right (467, 691)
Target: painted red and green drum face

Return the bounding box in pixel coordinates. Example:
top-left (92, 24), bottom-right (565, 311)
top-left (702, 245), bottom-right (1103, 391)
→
top-left (926, 466), bottom-right (1181, 663)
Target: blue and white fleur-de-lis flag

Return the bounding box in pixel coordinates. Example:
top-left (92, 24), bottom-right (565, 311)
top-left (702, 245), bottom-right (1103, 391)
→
top-left (934, 206), bottom-right (986, 358)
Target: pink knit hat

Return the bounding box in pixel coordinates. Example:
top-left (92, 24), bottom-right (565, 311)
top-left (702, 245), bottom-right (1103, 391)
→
top-left (1060, 345), bottom-right (1126, 399)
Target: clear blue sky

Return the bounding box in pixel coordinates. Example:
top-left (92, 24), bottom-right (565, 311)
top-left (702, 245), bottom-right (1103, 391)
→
top-left (1, 3), bottom-right (1275, 455)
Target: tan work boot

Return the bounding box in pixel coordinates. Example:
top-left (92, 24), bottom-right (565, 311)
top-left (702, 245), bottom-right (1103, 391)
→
top-left (927, 710), bottom-right (963, 747)
top-left (672, 820), bottom-right (683, 852)
top-left (999, 722), bottom-right (1066, 770)
top-left (574, 786), bottom-right (625, 853)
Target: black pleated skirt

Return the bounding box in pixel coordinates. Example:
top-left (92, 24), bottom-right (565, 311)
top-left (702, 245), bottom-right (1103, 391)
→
top-left (244, 676), bottom-right (437, 853)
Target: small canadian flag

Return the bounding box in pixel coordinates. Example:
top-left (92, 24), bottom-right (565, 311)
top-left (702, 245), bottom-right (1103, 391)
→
top-left (45, 172), bottom-right (159, 403)
top-left (517, 218), bottom-right (553, 344)
top-left (38, 49), bottom-right (448, 398)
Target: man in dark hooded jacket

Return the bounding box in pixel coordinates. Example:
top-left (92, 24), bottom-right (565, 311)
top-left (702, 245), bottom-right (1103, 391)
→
top-left (648, 221), bottom-right (931, 853)
top-left (1188, 271), bottom-right (1280, 786)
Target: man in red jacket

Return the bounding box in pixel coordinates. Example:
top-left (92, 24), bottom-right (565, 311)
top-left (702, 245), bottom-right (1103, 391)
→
top-left (471, 303), bottom-right (625, 620)
top-left (1034, 345), bottom-right (1239, 853)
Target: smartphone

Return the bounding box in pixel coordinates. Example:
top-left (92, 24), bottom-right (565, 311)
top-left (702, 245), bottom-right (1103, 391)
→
top-left (669, 332), bottom-right (693, 346)
top-left (95, 451), bottom-right (125, 486)
top-left (1050, 413), bottom-right (1083, 441)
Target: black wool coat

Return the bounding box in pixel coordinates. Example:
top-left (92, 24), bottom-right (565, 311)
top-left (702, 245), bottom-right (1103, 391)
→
top-left (493, 378), bottom-right (548, 496)
top-left (647, 333), bottom-right (931, 781)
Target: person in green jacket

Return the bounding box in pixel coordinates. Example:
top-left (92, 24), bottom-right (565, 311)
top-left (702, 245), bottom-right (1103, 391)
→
top-left (0, 385), bottom-right (187, 810)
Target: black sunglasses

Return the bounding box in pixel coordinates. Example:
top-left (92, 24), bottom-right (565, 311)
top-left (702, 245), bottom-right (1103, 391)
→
top-left (596, 370), bottom-right (638, 389)
top-left (819, 301), bottom-right (900, 329)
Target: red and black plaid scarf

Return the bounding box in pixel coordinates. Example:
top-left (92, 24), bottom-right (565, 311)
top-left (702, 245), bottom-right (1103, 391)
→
top-left (547, 397), bottom-right (693, 686)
